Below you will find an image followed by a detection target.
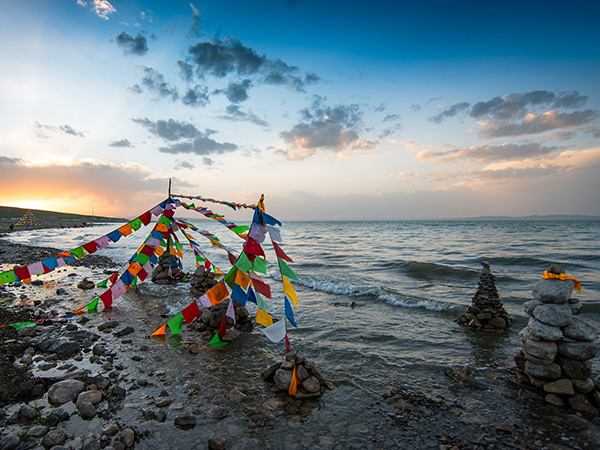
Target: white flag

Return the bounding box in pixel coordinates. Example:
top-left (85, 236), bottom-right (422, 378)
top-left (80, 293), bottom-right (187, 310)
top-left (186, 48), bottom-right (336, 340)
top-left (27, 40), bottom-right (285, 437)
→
top-left (226, 299), bottom-right (236, 324)
top-left (266, 225), bottom-right (282, 243)
top-left (261, 318), bottom-right (286, 343)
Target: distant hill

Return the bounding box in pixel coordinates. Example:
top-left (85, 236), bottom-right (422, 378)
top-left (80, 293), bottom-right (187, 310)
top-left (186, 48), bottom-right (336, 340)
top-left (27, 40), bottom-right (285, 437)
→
top-left (0, 205), bottom-right (124, 224)
top-left (456, 214), bottom-right (600, 221)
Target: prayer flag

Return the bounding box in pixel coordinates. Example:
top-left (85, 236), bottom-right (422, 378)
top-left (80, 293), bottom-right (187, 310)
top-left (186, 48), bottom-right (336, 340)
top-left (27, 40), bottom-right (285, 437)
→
top-left (182, 301), bottom-right (201, 324)
top-left (231, 283), bottom-right (247, 306)
top-left (266, 225), bottom-right (282, 243)
top-left (285, 335), bottom-right (291, 353)
top-left (282, 276), bottom-right (298, 307)
top-left (139, 211), bottom-right (152, 226)
top-left (107, 230), bottom-right (122, 243)
top-left (110, 280), bottom-right (127, 298)
top-left (167, 313), bottom-right (183, 335)
top-left (218, 315), bottom-right (228, 338)
top-left (247, 287), bottom-right (257, 305)
top-left (248, 223), bottom-right (267, 243)
top-left (100, 291), bottom-right (112, 308)
top-left (261, 318), bottom-right (286, 343)
top-left (70, 247), bottom-right (86, 259)
top-left (87, 298), bottom-right (99, 312)
top-left (243, 238), bottom-right (265, 257)
top-left (152, 323), bottom-right (167, 336)
top-left (13, 266), bottom-right (31, 282)
top-left (272, 242), bottom-right (293, 262)
top-left (226, 299), bottom-right (236, 324)
top-left (278, 259), bottom-right (298, 280)
top-left (261, 212), bottom-right (281, 226)
top-left (198, 294), bottom-right (213, 308)
top-left (256, 308), bottom-right (273, 327)
top-left (95, 236), bottom-right (110, 249)
top-left (96, 279), bottom-right (108, 288)
top-left (207, 281), bottom-right (229, 305)
top-left (150, 205), bottom-right (164, 216)
top-left (235, 252), bottom-right (253, 273)
top-left (27, 261), bottom-right (44, 276)
top-left (208, 333), bottom-right (228, 347)
top-left (10, 322), bottom-right (36, 331)
top-left (224, 266), bottom-right (238, 289)
top-left (41, 257), bottom-right (59, 271)
top-left (118, 224), bottom-right (133, 236)
top-left (0, 270), bottom-right (17, 285)
top-left (231, 225), bottom-right (250, 234)
top-left (82, 241), bottom-right (99, 254)
top-left (256, 292), bottom-right (270, 311)
top-left (288, 364), bottom-right (298, 396)
top-left (284, 296), bottom-right (297, 327)
top-left (235, 270), bottom-right (251, 289)
top-left (250, 275), bottom-right (271, 298)
top-left (128, 217), bottom-right (143, 231)
top-left (252, 257), bottom-right (267, 274)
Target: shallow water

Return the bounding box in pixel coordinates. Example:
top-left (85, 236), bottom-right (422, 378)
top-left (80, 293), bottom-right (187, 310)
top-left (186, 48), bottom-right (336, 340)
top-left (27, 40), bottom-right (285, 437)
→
top-left (4, 218), bottom-right (600, 448)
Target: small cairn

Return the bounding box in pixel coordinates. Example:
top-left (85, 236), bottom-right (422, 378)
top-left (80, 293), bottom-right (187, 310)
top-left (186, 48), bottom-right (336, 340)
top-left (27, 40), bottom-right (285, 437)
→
top-left (189, 266), bottom-right (218, 297)
top-left (457, 261), bottom-right (510, 331)
top-left (261, 353), bottom-right (333, 399)
top-left (514, 264), bottom-right (599, 416)
top-left (151, 249), bottom-right (184, 285)
top-left (189, 299), bottom-right (254, 335)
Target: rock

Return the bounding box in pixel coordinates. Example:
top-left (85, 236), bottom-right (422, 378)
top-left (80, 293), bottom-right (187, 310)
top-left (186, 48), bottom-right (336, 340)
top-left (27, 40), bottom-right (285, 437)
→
top-left (543, 379), bottom-right (575, 396)
top-left (273, 368), bottom-right (293, 391)
top-left (77, 278), bottom-right (95, 289)
top-left (208, 437), bottom-right (229, 450)
top-left (297, 364), bottom-right (310, 381)
top-left (531, 279), bottom-right (575, 303)
top-left (0, 432), bottom-right (20, 450)
top-left (82, 434), bottom-right (101, 450)
top-left (563, 317), bottom-right (598, 341)
top-left (77, 390), bottom-right (103, 406)
top-left (523, 338), bottom-right (557, 361)
top-left (155, 396), bottom-right (174, 407)
top-left (43, 430), bottom-right (67, 448)
top-left (114, 327), bottom-right (134, 337)
top-left (19, 403), bottom-right (38, 421)
top-left (207, 405), bottom-right (228, 419)
top-left (37, 339), bottom-right (81, 359)
top-left (572, 378), bottom-right (595, 393)
top-left (527, 318), bottom-right (563, 341)
top-left (227, 388), bottom-right (247, 402)
top-left (568, 394), bottom-right (598, 417)
top-left (489, 316), bottom-right (507, 329)
top-left (174, 414), bottom-right (196, 429)
top-left (120, 428), bottom-right (135, 448)
top-left (98, 321), bottom-right (119, 331)
top-left (78, 401), bottom-right (97, 419)
top-left (532, 303), bottom-right (572, 327)
top-left (557, 340), bottom-right (597, 360)
top-left (301, 376), bottom-right (321, 394)
top-left (545, 394), bottom-right (564, 406)
top-left (524, 361), bottom-right (561, 379)
top-left (48, 379), bottom-right (85, 405)
top-left (556, 356), bottom-right (592, 379)
top-left (569, 301), bottom-right (584, 315)
top-left (102, 422), bottom-right (120, 436)
top-left (523, 300), bottom-right (543, 315)
top-left (29, 426), bottom-right (48, 438)
top-left (280, 361), bottom-right (294, 370)
top-left (496, 423), bottom-right (512, 434)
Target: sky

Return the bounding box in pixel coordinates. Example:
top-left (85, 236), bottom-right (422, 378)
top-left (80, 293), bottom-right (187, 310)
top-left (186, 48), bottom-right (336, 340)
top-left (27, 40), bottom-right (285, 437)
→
top-left (0, 0), bottom-right (599, 220)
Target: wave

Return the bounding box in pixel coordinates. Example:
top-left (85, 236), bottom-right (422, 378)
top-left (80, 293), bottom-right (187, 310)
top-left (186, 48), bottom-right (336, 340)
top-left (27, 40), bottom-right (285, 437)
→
top-left (376, 260), bottom-right (478, 281)
top-left (296, 275), bottom-right (460, 313)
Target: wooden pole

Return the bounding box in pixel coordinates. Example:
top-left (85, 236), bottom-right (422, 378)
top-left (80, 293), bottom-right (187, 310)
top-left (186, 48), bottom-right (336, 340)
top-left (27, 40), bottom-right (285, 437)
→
top-left (168, 178), bottom-right (172, 198)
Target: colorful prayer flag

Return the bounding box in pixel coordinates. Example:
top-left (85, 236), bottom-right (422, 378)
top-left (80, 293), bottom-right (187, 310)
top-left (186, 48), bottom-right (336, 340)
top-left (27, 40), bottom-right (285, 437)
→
top-left (167, 313), bottom-right (183, 335)
top-left (182, 301), bottom-right (201, 324)
top-left (256, 308), bottom-right (273, 327)
top-left (282, 276), bottom-right (298, 307)
top-left (261, 319), bottom-right (286, 343)
top-left (284, 296), bottom-right (297, 327)
top-left (278, 259), bottom-right (298, 280)
top-left (208, 333), bottom-right (228, 347)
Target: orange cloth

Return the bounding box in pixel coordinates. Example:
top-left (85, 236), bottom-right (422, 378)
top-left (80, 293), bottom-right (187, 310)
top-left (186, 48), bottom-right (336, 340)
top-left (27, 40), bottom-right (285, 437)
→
top-left (542, 271), bottom-right (582, 292)
top-left (288, 363), bottom-right (298, 396)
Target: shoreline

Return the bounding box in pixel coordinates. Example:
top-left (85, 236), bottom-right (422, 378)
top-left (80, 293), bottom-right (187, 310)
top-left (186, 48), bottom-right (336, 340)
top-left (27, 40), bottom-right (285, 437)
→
top-left (1, 237), bottom-right (600, 449)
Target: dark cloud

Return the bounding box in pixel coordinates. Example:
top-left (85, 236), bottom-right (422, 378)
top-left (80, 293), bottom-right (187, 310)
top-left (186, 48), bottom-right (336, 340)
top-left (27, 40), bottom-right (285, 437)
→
top-left (374, 104), bottom-right (387, 113)
top-left (219, 80), bottom-right (252, 104)
top-left (139, 67), bottom-right (178, 101)
top-left (109, 139), bottom-right (133, 148)
top-left (203, 157), bottom-right (214, 166)
top-left (187, 36), bottom-right (265, 78)
top-left (0, 156), bottom-right (23, 164)
top-left (115, 31), bottom-right (148, 56)
top-left (222, 105), bottom-right (269, 127)
top-left (175, 160), bottom-right (195, 170)
top-left (128, 84), bottom-right (143, 94)
top-left (181, 85), bottom-right (210, 107)
top-left (177, 61), bottom-right (194, 82)
top-left (430, 102), bottom-right (470, 124)
top-left (159, 136), bottom-right (237, 155)
top-left (416, 142), bottom-right (560, 164)
top-left (378, 124), bottom-right (402, 139)
top-left (189, 3), bottom-right (202, 38)
top-left (132, 118), bottom-right (201, 141)
top-left (33, 122), bottom-right (85, 138)
top-left (383, 113), bottom-right (400, 122)
top-left (553, 91), bottom-right (588, 109)
top-left (479, 110), bottom-right (599, 138)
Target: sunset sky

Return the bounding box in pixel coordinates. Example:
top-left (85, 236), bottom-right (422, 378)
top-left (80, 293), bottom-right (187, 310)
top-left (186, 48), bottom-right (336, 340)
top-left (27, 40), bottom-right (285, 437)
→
top-left (1, 0), bottom-right (599, 220)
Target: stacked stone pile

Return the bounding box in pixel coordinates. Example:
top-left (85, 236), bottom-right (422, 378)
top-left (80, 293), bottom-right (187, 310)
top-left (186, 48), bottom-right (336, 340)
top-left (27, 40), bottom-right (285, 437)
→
top-left (189, 266), bottom-right (218, 297)
top-left (514, 264), bottom-right (599, 416)
top-left (189, 299), bottom-right (254, 335)
top-left (261, 353), bottom-right (333, 399)
top-left (151, 250), bottom-right (184, 285)
top-left (457, 261), bottom-right (510, 331)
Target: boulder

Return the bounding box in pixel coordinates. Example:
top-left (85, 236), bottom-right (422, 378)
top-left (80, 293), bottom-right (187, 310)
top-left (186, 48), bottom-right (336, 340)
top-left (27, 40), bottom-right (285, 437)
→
top-left (522, 338), bottom-right (557, 361)
top-left (556, 356), bottom-right (592, 379)
top-left (77, 390), bottom-right (103, 406)
top-left (543, 379), bottom-right (574, 396)
top-left (568, 394), bottom-right (598, 417)
top-left (557, 340), bottom-right (597, 361)
top-left (531, 279), bottom-right (575, 304)
top-left (48, 379), bottom-right (85, 405)
top-left (524, 361), bottom-right (561, 379)
top-left (523, 300), bottom-right (543, 316)
top-left (562, 317), bottom-right (598, 341)
top-left (273, 368), bottom-right (293, 391)
top-left (527, 318), bottom-right (563, 341)
top-left (532, 303), bottom-right (572, 327)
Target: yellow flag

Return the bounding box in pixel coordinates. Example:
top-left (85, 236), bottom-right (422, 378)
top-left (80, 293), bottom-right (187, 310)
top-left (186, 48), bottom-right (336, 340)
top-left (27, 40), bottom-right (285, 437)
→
top-left (282, 276), bottom-right (298, 308)
top-left (256, 308), bottom-right (273, 327)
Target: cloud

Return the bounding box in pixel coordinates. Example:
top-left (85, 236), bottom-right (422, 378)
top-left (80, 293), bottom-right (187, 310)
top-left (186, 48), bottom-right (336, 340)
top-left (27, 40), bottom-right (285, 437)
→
top-left (479, 110), bottom-right (599, 138)
top-left (137, 67), bottom-right (179, 101)
top-left (132, 118), bottom-right (201, 141)
top-left (430, 102), bottom-right (470, 124)
top-left (77, 0), bottom-right (116, 21)
top-left (416, 142), bottom-right (560, 164)
top-left (33, 122), bottom-right (85, 138)
top-left (109, 139), bottom-right (133, 148)
top-left (189, 3), bottom-right (202, 37)
top-left (221, 105), bottom-right (269, 127)
top-left (217, 80), bottom-right (253, 103)
top-left (115, 32), bottom-right (149, 56)
top-left (174, 160), bottom-right (195, 170)
top-left (181, 85), bottom-right (210, 107)
top-left (0, 156), bottom-right (173, 217)
top-left (159, 137), bottom-right (237, 155)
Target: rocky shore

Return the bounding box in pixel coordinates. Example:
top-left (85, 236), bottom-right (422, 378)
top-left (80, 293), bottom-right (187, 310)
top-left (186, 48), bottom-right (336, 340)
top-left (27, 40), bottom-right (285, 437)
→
top-left (1, 235), bottom-right (600, 449)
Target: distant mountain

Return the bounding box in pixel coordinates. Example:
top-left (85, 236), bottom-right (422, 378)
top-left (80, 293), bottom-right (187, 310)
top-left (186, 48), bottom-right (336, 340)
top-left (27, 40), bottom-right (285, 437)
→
top-left (455, 214), bottom-right (600, 221)
top-left (0, 205), bottom-right (123, 222)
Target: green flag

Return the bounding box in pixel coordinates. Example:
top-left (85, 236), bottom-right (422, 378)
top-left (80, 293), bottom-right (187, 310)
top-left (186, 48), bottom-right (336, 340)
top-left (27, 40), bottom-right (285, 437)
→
top-left (0, 270), bottom-right (17, 285)
top-left (235, 252), bottom-right (253, 273)
top-left (96, 278), bottom-right (108, 288)
top-left (224, 267), bottom-right (238, 289)
top-left (71, 247), bottom-right (86, 259)
top-left (167, 313), bottom-right (183, 335)
top-left (256, 292), bottom-right (270, 311)
top-left (252, 257), bottom-right (267, 274)
top-left (231, 225), bottom-right (250, 234)
top-left (10, 322), bottom-right (36, 331)
top-left (128, 217), bottom-right (143, 231)
top-left (208, 332), bottom-right (228, 347)
top-left (87, 298), bottom-right (99, 312)
top-left (278, 259), bottom-right (298, 280)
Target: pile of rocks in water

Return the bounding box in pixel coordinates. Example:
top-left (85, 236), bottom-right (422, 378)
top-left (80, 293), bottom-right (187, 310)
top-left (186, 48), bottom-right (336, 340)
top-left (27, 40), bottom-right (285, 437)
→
top-left (514, 264), bottom-right (599, 416)
top-left (151, 251), bottom-right (184, 285)
top-left (189, 299), bottom-right (254, 336)
top-left (261, 353), bottom-right (333, 399)
top-left (189, 266), bottom-right (218, 297)
top-left (457, 261), bottom-right (510, 331)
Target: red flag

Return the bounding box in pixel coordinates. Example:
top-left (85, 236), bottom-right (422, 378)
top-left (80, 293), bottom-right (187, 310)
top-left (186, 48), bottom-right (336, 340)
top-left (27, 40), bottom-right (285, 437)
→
top-left (182, 301), bottom-right (201, 324)
top-left (108, 272), bottom-right (119, 286)
top-left (243, 238), bottom-right (265, 257)
top-left (82, 241), bottom-right (99, 254)
top-left (100, 290), bottom-right (112, 308)
top-left (227, 252), bottom-right (237, 266)
top-left (250, 276), bottom-right (271, 298)
top-left (285, 335), bottom-right (291, 353)
top-left (218, 315), bottom-right (228, 339)
top-left (272, 242), bottom-right (293, 262)
top-left (13, 266), bottom-right (31, 281)
top-left (139, 211), bottom-right (152, 226)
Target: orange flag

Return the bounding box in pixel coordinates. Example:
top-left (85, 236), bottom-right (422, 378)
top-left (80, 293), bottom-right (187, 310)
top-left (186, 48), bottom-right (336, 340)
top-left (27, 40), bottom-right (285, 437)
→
top-left (152, 323), bottom-right (167, 336)
top-left (288, 363), bottom-right (298, 396)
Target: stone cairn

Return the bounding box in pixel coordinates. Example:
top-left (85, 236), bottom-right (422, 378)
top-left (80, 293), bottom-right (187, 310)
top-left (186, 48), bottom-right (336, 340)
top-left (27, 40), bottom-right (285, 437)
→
top-left (261, 353), bottom-right (333, 399)
top-left (514, 264), bottom-right (599, 416)
top-left (189, 265), bottom-right (218, 297)
top-left (151, 249), bottom-right (184, 285)
top-left (457, 261), bottom-right (510, 331)
top-left (189, 299), bottom-right (254, 335)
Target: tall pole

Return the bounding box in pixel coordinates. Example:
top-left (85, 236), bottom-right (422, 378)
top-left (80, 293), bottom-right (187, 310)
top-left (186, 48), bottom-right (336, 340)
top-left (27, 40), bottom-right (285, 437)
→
top-left (168, 178), bottom-right (172, 198)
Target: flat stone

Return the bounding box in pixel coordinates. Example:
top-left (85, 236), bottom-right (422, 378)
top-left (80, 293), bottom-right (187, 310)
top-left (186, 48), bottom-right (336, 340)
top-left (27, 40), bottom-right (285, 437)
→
top-left (563, 317), bottom-right (598, 341)
top-left (523, 300), bottom-right (543, 316)
top-left (208, 437), bottom-right (229, 450)
top-left (572, 378), bottom-right (595, 393)
top-left (557, 340), bottom-right (597, 360)
top-left (527, 318), bottom-right (563, 341)
top-left (155, 396), bottom-right (174, 407)
top-left (532, 279), bottom-right (575, 303)
top-left (174, 414), bottom-right (196, 429)
top-left (102, 422), bottom-right (120, 436)
top-left (524, 361), bottom-right (561, 379)
top-left (556, 356), bottom-right (592, 379)
top-left (207, 405), bottom-right (228, 420)
top-left (545, 394), bottom-right (564, 406)
top-left (532, 303), bottom-right (572, 327)
top-left (543, 379), bottom-right (574, 396)
top-left (523, 337), bottom-right (557, 361)
top-left (48, 379), bottom-right (85, 405)
top-left (569, 301), bottom-right (584, 315)
top-left (114, 327), bottom-right (134, 337)
top-left (19, 403), bottom-right (38, 421)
